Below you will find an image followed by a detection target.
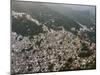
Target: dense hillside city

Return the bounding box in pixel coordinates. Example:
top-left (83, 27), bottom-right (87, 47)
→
top-left (11, 1), bottom-right (96, 74)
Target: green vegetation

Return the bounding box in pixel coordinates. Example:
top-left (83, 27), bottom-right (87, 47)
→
top-left (12, 16), bottom-right (43, 36)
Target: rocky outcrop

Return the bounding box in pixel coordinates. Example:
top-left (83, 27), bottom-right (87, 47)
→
top-left (12, 11), bottom-right (41, 26)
